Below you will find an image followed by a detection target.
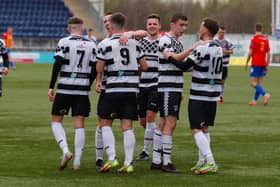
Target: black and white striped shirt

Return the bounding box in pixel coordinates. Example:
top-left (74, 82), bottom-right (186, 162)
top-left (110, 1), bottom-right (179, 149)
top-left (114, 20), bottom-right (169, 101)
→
top-left (188, 40), bottom-right (223, 101)
top-left (139, 36), bottom-right (160, 88)
top-left (214, 37), bottom-right (233, 67)
top-left (158, 33), bottom-right (184, 93)
top-left (54, 34), bottom-right (97, 95)
top-left (97, 34), bottom-right (144, 93)
top-left (0, 39), bottom-right (8, 78)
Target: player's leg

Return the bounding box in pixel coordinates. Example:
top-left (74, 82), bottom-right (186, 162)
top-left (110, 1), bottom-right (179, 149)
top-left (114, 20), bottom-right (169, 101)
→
top-left (151, 117), bottom-right (164, 169)
top-left (50, 94), bottom-right (72, 170)
top-left (137, 88), bottom-right (158, 161)
top-left (7, 49), bottom-right (15, 69)
top-left (99, 93), bottom-right (118, 172)
top-left (95, 91), bottom-right (106, 169)
top-left (118, 119), bottom-right (135, 173)
top-left (72, 116), bottom-right (85, 170)
top-left (117, 93), bottom-right (138, 173)
top-left (161, 92), bottom-right (181, 173)
top-left (189, 100), bottom-right (217, 174)
top-left (71, 95), bottom-right (91, 170)
top-left (256, 72), bottom-right (270, 105)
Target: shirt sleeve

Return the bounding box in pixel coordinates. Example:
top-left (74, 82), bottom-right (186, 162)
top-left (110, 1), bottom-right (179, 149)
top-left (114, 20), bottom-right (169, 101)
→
top-left (54, 39), bottom-right (68, 59)
top-left (188, 45), bottom-right (204, 65)
top-left (97, 40), bottom-right (106, 61)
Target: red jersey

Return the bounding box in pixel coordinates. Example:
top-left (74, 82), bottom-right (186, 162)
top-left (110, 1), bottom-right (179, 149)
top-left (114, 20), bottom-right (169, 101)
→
top-left (2, 32), bottom-right (13, 48)
top-left (249, 34), bottom-right (270, 66)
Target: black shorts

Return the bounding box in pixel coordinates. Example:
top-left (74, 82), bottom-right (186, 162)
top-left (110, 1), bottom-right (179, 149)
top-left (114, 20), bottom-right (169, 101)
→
top-left (99, 92), bottom-right (138, 120)
top-left (222, 67), bottom-right (228, 80)
top-left (188, 99), bottom-right (217, 129)
top-left (137, 87), bottom-right (159, 118)
top-left (159, 92), bottom-right (181, 119)
top-left (97, 90), bottom-right (106, 116)
top-left (52, 93), bottom-right (91, 117)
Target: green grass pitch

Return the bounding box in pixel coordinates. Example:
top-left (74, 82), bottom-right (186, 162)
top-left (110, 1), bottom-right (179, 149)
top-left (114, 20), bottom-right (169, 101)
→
top-left (0, 63), bottom-right (279, 186)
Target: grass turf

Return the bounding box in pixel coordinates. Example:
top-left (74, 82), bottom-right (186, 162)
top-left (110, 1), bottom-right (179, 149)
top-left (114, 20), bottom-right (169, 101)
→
top-left (0, 64), bottom-right (279, 186)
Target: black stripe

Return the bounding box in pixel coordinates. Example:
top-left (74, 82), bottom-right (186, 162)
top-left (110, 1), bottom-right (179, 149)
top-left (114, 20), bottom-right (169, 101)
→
top-left (192, 77), bottom-right (221, 84)
top-left (57, 84), bottom-right (90, 91)
top-left (159, 58), bottom-right (170, 64)
top-left (158, 83), bottom-right (183, 88)
top-left (159, 71), bottom-right (183, 76)
top-left (140, 78), bottom-right (158, 83)
top-left (162, 151), bottom-right (171, 155)
top-left (153, 149), bottom-right (162, 153)
top-left (146, 67), bottom-right (158, 72)
top-left (201, 54), bottom-right (210, 61)
top-left (193, 64), bottom-right (209, 72)
top-left (110, 36), bottom-right (121, 40)
top-left (69, 36), bottom-right (90, 41)
top-left (89, 60), bottom-right (96, 66)
top-left (137, 55), bottom-right (145, 61)
top-left (105, 59), bottom-right (114, 65)
top-left (106, 83), bottom-right (139, 89)
top-left (107, 70), bottom-right (138, 77)
top-left (60, 72), bottom-right (91, 79)
top-left (190, 89), bottom-right (220, 97)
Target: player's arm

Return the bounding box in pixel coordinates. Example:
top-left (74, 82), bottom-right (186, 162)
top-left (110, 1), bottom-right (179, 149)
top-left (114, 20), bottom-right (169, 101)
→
top-left (119, 30), bottom-right (148, 45)
top-left (245, 49), bottom-right (252, 71)
top-left (167, 40), bottom-right (206, 61)
top-left (164, 52), bottom-right (194, 72)
top-left (48, 56), bottom-right (63, 101)
top-left (223, 48), bottom-right (233, 55)
top-left (96, 59), bottom-right (105, 93)
top-left (89, 61), bottom-right (97, 86)
top-left (1, 52), bottom-right (9, 75)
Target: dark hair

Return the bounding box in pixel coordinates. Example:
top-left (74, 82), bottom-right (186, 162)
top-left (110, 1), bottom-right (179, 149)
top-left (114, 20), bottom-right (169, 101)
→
top-left (203, 18), bottom-right (219, 37)
top-left (147, 14), bottom-right (161, 22)
top-left (255, 23), bottom-right (262, 32)
top-left (170, 13), bottom-right (188, 23)
top-left (110, 12), bottom-right (126, 29)
top-left (88, 28), bottom-right (93, 32)
top-left (219, 26), bottom-right (226, 30)
top-left (105, 11), bottom-right (113, 16)
top-left (67, 17), bottom-right (83, 25)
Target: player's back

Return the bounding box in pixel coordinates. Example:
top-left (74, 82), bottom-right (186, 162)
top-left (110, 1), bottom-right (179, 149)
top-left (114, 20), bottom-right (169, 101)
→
top-left (55, 34), bottom-right (97, 95)
top-left (189, 40), bottom-right (223, 102)
top-left (250, 34), bottom-right (270, 66)
top-left (98, 34), bottom-right (143, 93)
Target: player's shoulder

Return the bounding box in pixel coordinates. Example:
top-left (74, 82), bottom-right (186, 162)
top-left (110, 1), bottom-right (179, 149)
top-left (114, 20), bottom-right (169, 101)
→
top-left (97, 37), bottom-right (110, 48)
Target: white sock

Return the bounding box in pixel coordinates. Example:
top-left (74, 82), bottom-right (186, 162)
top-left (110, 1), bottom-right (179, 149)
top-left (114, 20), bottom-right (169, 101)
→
top-left (162, 135), bottom-right (172, 165)
top-left (123, 129), bottom-right (135, 166)
top-left (143, 122), bottom-right (156, 154)
top-left (152, 129), bottom-right (162, 164)
top-left (51, 122), bottom-right (69, 154)
top-left (102, 126), bottom-right (115, 161)
top-left (204, 132), bottom-right (211, 144)
top-left (197, 132), bottom-right (210, 165)
top-left (74, 128), bottom-right (85, 166)
top-left (194, 131), bottom-right (215, 164)
top-left (95, 126), bottom-right (103, 161)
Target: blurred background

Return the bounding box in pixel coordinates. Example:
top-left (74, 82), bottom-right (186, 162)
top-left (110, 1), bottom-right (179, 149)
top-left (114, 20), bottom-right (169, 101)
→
top-left (0, 0), bottom-right (279, 65)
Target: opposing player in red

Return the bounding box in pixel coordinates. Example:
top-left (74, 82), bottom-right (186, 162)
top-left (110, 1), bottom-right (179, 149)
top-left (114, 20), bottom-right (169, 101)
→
top-left (245, 23), bottom-right (270, 106)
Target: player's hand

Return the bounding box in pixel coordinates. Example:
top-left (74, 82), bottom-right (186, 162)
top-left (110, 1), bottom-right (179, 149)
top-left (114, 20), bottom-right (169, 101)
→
top-left (95, 81), bottom-right (102, 93)
top-left (244, 64), bottom-right (248, 71)
top-left (2, 67), bottom-right (9, 75)
top-left (119, 34), bottom-right (129, 45)
top-left (48, 89), bottom-right (55, 102)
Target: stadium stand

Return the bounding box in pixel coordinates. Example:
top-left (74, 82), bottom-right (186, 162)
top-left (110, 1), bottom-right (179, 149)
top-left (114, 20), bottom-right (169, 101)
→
top-left (0, 0), bottom-right (73, 38)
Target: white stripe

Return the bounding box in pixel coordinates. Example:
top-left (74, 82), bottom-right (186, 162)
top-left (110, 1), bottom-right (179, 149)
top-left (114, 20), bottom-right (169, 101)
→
top-left (106, 76), bottom-right (139, 84)
top-left (106, 88), bottom-right (139, 93)
top-left (158, 76), bottom-right (184, 83)
top-left (139, 82), bottom-right (158, 88)
top-left (141, 72), bottom-right (158, 79)
top-left (58, 77), bottom-right (90, 86)
top-left (56, 89), bottom-right (90, 95)
top-left (159, 88), bottom-right (182, 92)
top-left (191, 83), bottom-right (221, 92)
top-left (190, 95), bottom-right (219, 102)
top-left (159, 63), bottom-right (182, 71)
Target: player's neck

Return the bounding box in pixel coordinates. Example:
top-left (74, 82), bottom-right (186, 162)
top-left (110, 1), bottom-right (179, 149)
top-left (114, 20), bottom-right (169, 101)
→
top-left (71, 31), bottom-right (82, 36)
top-left (168, 31), bottom-right (180, 39)
top-left (148, 34), bottom-right (160, 41)
top-left (255, 32), bottom-right (262, 35)
top-left (111, 29), bottom-right (124, 35)
top-left (202, 35), bottom-right (213, 41)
